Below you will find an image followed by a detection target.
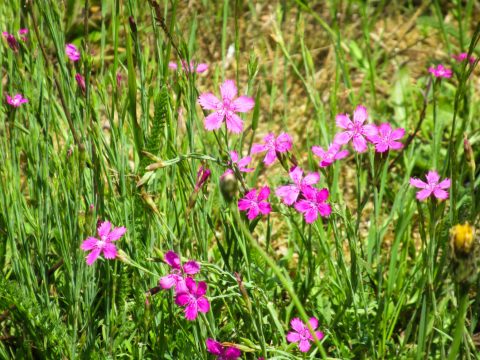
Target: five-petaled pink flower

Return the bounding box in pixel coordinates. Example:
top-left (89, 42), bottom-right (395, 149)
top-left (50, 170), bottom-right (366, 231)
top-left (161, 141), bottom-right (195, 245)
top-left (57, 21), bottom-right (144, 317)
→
top-left (169, 60), bottom-right (208, 74)
top-left (198, 79), bottom-right (254, 134)
top-left (333, 105), bottom-right (378, 153)
top-left (311, 143), bottom-right (349, 167)
top-left (452, 53), bottom-right (476, 64)
top-left (206, 338), bottom-right (242, 360)
top-left (221, 150), bottom-right (254, 178)
top-left (294, 187), bottom-right (331, 223)
top-left (175, 277), bottom-right (210, 321)
top-left (159, 250), bottom-right (200, 292)
top-left (428, 64), bottom-right (452, 78)
top-left (80, 221), bottom-right (126, 265)
top-left (368, 123), bottom-right (405, 153)
top-left (276, 167), bottom-right (320, 206)
top-left (6, 94), bottom-right (28, 107)
top-left (286, 317), bottom-right (324, 353)
top-left (66, 43), bottom-right (81, 62)
top-left (409, 171), bottom-right (451, 201)
top-left (238, 186), bottom-right (271, 220)
top-left (2, 32), bottom-right (18, 52)
top-left (251, 132), bottom-right (293, 166)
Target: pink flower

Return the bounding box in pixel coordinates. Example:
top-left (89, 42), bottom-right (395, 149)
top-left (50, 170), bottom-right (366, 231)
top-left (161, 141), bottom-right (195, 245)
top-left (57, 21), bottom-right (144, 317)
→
top-left (198, 79), bottom-right (254, 134)
top-left (206, 338), bottom-right (242, 359)
top-left (75, 73), bottom-right (86, 94)
top-left (333, 105), bottom-right (378, 153)
top-left (159, 250), bottom-right (200, 291)
top-left (80, 221), bottom-right (126, 265)
top-left (251, 132), bottom-right (293, 166)
top-left (368, 123), bottom-right (405, 153)
top-left (6, 94), bottom-right (28, 107)
top-left (195, 166), bottom-right (211, 192)
top-left (311, 143), bottom-right (349, 167)
top-left (2, 32), bottom-right (18, 52)
top-left (221, 151), bottom-right (254, 178)
top-left (409, 171), bottom-right (451, 201)
top-left (65, 43), bottom-right (81, 62)
top-left (452, 53), bottom-right (475, 64)
top-left (276, 167), bottom-right (320, 206)
top-left (175, 277), bottom-right (210, 320)
top-left (294, 187), bottom-right (331, 223)
top-left (169, 60), bottom-right (208, 74)
top-left (238, 186), bottom-right (271, 220)
top-left (286, 317), bottom-right (324, 353)
top-left (428, 64), bottom-right (452, 78)
top-left (18, 28), bottom-right (28, 42)
top-left (116, 72), bottom-right (123, 89)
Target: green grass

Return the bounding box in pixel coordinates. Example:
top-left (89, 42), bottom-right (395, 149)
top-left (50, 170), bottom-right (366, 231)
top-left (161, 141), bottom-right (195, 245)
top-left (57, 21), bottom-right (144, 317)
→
top-left (0, 0), bottom-right (479, 358)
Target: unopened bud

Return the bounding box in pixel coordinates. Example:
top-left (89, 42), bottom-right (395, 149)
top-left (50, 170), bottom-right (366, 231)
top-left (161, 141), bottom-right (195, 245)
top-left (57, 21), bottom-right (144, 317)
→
top-left (220, 170), bottom-right (238, 202)
top-left (451, 223), bottom-right (475, 255)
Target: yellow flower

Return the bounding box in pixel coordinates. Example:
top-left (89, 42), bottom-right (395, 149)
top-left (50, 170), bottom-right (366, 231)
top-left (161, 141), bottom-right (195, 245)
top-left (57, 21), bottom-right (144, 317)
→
top-left (451, 223), bottom-right (475, 254)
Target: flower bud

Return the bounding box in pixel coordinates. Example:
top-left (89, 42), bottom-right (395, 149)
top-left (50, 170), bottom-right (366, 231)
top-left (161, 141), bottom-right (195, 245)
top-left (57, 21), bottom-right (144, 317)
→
top-left (451, 223), bottom-right (475, 255)
top-left (219, 170), bottom-right (238, 202)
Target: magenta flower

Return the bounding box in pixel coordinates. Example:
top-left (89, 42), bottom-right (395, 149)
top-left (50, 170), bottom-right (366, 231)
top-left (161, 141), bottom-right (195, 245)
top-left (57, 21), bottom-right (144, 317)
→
top-left (452, 53), bottom-right (476, 64)
top-left (66, 43), bottom-right (81, 62)
top-left (198, 79), bottom-right (254, 134)
top-left (194, 166), bottom-right (211, 192)
top-left (159, 250), bottom-right (200, 291)
top-left (286, 317), bottom-right (324, 353)
top-left (238, 186), bottom-right (271, 220)
top-left (333, 105), bottom-right (378, 153)
top-left (311, 143), bottom-right (349, 168)
top-left (294, 186), bottom-right (331, 223)
top-left (428, 64), bottom-right (452, 78)
top-left (6, 94), bottom-right (28, 108)
top-left (368, 123), bottom-right (405, 153)
top-left (75, 73), bottom-right (86, 94)
top-left (175, 277), bottom-right (210, 320)
top-left (169, 60), bottom-right (208, 74)
top-left (206, 339), bottom-right (242, 360)
top-left (276, 167), bottom-right (320, 206)
top-left (221, 151), bottom-right (254, 178)
top-left (2, 32), bottom-right (19, 52)
top-left (251, 132), bottom-right (293, 166)
top-left (409, 171), bottom-right (451, 201)
top-left (18, 28), bottom-right (28, 42)
top-left (80, 221), bottom-right (126, 265)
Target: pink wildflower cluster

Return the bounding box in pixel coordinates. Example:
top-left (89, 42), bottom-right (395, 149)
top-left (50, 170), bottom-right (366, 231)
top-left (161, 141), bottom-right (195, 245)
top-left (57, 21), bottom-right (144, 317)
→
top-left (80, 221), bottom-right (126, 265)
top-left (160, 251), bottom-right (210, 321)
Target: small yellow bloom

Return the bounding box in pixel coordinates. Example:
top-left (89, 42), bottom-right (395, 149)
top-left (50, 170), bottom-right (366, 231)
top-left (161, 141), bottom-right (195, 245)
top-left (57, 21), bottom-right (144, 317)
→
top-left (451, 223), bottom-right (475, 254)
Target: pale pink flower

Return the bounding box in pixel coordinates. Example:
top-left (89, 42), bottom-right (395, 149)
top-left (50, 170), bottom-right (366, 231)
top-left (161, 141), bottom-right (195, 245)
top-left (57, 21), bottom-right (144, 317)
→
top-left (251, 132), bottom-right (293, 166)
top-left (6, 94), bottom-right (28, 107)
top-left (409, 171), bottom-right (451, 201)
top-left (428, 64), bottom-right (452, 78)
top-left (368, 123), bottom-right (405, 153)
top-left (198, 79), bottom-right (254, 133)
top-left (2, 32), bottom-right (18, 52)
top-left (221, 151), bottom-right (254, 178)
top-left (75, 73), bottom-right (86, 94)
top-left (294, 187), bottom-right (331, 223)
top-left (311, 143), bottom-right (349, 167)
top-left (159, 250), bottom-right (200, 291)
top-left (206, 338), bottom-right (242, 359)
top-left (452, 53), bottom-right (475, 64)
top-left (238, 186), bottom-right (271, 220)
top-left (169, 60), bottom-right (208, 74)
top-left (286, 317), bottom-right (324, 353)
top-left (334, 105), bottom-right (378, 153)
top-left (80, 221), bottom-right (126, 265)
top-left (65, 43), bottom-right (81, 62)
top-left (175, 277), bottom-right (210, 320)
top-left (276, 167), bottom-right (319, 206)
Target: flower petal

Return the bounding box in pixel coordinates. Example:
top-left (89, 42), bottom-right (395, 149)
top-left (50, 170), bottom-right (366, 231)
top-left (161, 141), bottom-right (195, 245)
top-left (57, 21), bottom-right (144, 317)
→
top-left (276, 185), bottom-right (300, 206)
top-left (204, 111), bottom-right (224, 131)
top-left (416, 189), bottom-right (432, 201)
top-left (336, 114), bottom-right (353, 129)
top-left (196, 296), bottom-right (210, 314)
top-left (223, 347), bottom-right (242, 359)
top-left (426, 171), bottom-right (440, 184)
top-left (409, 178), bottom-right (427, 189)
top-left (275, 133), bottom-right (293, 152)
top-left (258, 202), bottom-right (271, 215)
top-left (198, 93), bottom-right (222, 110)
top-left (159, 274), bottom-right (180, 289)
top-left (97, 221), bottom-right (112, 238)
top-left (195, 63), bottom-right (208, 73)
top-left (391, 128), bottom-right (405, 140)
top-left (81, 237), bottom-right (98, 251)
top-left (184, 302), bottom-right (198, 320)
top-left (183, 261), bottom-right (201, 275)
top-left (175, 293), bottom-right (190, 306)
top-left (225, 113), bottom-right (244, 134)
top-left (263, 149), bottom-right (277, 165)
top-left (303, 172), bottom-right (320, 186)
top-left (353, 105), bottom-right (368, 124)
top-left (164, 251), bottom-right (182, 269)
top-left (309, 317), bottom-right (319, 330)
top-left (220, 80), bottom-right (237, 101)
top-left (438, 178), bottom-right (451, 189)
top-left (286, 331), bottom-right (301, 343)
top-left (196, 281), bottom-right (208, 296)
top-left (298, 339), bottom-right (312, 353)
top-left (107, 226), bottom-right (126, 241)
top-left (206, 338), bottom-right (223, 355)
top-left (257, 186), bottom-right (271, 201)
top-left (304, 208), bottom-right (319, 223)
top-left (433, 188), bottom-right (449, 200)
top-left (317, 203), bottom-right (332, 217)
top-left (352, 134), bottom-right (368, 153)
top-left (290, 318), bottom-right (306, 333)
top-left (232, 96), bottom-right (254, 112)
top-left (86, 248), bottom-right (101, 265)
top-left (251, 143), bottom-right (266, 154)
top-left (333, 131), bottom-right (353, 145)
top-left (102, 243), bottom-right (117, 259)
